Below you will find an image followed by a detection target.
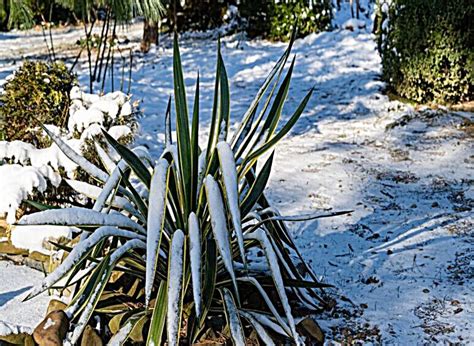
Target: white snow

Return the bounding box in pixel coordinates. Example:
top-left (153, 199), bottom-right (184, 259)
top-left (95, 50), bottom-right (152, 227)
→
top-left (0, 262), bottom-right (52, 331)
top-left (204, 175), bottom-right (238, 291)
top-left (11, 225), bottom-right (76, 255)
top-left (145, 158), bottom-right (170, 306)
top-left (108, 125), bottom-right (132, 140)
top-left (188, 212), bottom-right (202, 317)
top-left (167, 229), bottom-right (185, 346)
top-left (216, 141), bottom-right (245, 264)
top-left (43, 317), bottom-right (55, 330)
top-left (0, 321), bottom-right (31, 337)
top-left (0, 164), bottom-right (61, 223)
top-left (18, 207), bottom-right (145, 234)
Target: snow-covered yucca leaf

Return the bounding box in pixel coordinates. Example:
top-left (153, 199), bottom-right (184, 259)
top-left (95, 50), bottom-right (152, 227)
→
top-left (102, 129), bottom-right (152, 187)
top-left (246, 228), bottom-right (299, 342)
top-left (29, 29), bottom-right (340, 345)
top-left (18, 207), bottom-right (145, 234)
top-left (65, 179), bottom-right (135, 213)
top-left (167, 229), bottom-right (185, 346)
top-left (239, 310), bottom-right (276, 346)
top-left (95, 142), bottom-right (117, 174)
top-left (25, 226), bottom-right (143, 300)
top-left (69, 239), bottom-right (146, 344)
top-left (145, 158), bottom-right (170, 306)
top-left (221, 288), bottom-right (245, 345)
top-left (188, 212), bottom-right (202, 317)
top-left (217, 141), bottom-right (246, 265)
top-left (41, 124), bottom-right (109, 182)
top-left (204, 175), bottom-right (238, 299)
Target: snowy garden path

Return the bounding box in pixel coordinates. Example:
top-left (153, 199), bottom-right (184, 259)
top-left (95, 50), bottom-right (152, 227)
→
top-left (0, 11), bottom-right (472, 343)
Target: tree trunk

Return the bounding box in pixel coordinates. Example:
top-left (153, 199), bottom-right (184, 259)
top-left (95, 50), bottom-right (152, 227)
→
top-left (1, 0), bottom-right (10, 30)
top-left (140, 19), bottom-right (158, 53)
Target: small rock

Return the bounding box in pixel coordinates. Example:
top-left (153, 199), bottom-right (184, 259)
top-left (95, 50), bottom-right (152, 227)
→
top-left (422, 288), bottom-right (430, 293)
top-left (0, 241), bottom-right (29, 255)
top-left (33, 310), bottom-right (69, 346)
top-left (298, 317), bottom-right (325, 344)
top-left (0, 332), bottom-right (35, 346)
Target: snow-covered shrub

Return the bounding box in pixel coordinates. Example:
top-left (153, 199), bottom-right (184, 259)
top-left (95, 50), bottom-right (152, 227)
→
top-left (376, 0), bottom-right (473, 104)
top-left (0, 86), bottom-right (138, 224)
top-left (20, 35), bottom-right (341, 344)
top-left (0, 60), bottom-right (75, 146)
top-left (240, 0), bottom-right (332, 41)
top-left (67, 87), bottom-right (138, 182)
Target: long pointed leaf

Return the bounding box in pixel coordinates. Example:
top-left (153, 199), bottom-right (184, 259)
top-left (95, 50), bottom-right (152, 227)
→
top-left (173, 34), bottom-right (192, 217)
top-left (217, 141), bottom-right (245, 265)
top-left (145, 159), bottom-right (170, 306)
top-left (167, 229), bottom-right (185, 346)
top-left (204, 175), bottom-right (239, 301)
top-left (146, 281), bottom-right (168, 346)
top-left (188, 212), bottom-right (201, 318)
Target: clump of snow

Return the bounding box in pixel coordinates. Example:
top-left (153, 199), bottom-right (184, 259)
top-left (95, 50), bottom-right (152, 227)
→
top-left (0, 164), bottom-right (61, 224)
top-left (68, 108), bottom-right (105, 133)
top-left (108, 125), bottom-right (132, 140)
top-left (68, 89), bottom-right (131, 134)
top-left (11, 225), bottom-right (76, 255)
top-left (0, 321), bottom-right (32, 337)
top-left (43, 317), bottom-right (56, 330)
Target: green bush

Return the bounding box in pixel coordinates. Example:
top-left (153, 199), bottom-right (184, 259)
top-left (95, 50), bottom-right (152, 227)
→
top-left (0, 60), bottom-right (76, 146)
top-left (376, 0), bottom-right (474, 104)
top-left (268, 0), bottom-right (332, 41)
top-left (240, 0), bottom-right (332, 41)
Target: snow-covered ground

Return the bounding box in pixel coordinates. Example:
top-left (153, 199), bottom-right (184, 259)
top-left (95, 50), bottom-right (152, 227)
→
top-left (0, 2), bottom-right (472, 343)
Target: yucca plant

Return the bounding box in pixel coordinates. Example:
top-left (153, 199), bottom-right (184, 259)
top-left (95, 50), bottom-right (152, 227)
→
top-left (18, 31), bottom-right (345, 345)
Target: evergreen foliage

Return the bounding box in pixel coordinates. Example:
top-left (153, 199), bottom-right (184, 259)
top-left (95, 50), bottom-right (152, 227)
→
top-left (376, 0), bottom-right (473, 104)
top-left (0, 61), bottom-right (75, 146)
top-left (240, 0), bottom-right (332, 41)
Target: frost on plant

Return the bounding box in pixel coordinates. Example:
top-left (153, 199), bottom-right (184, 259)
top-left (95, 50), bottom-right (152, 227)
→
top-left (19, 32), bottom-right (340, 345)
